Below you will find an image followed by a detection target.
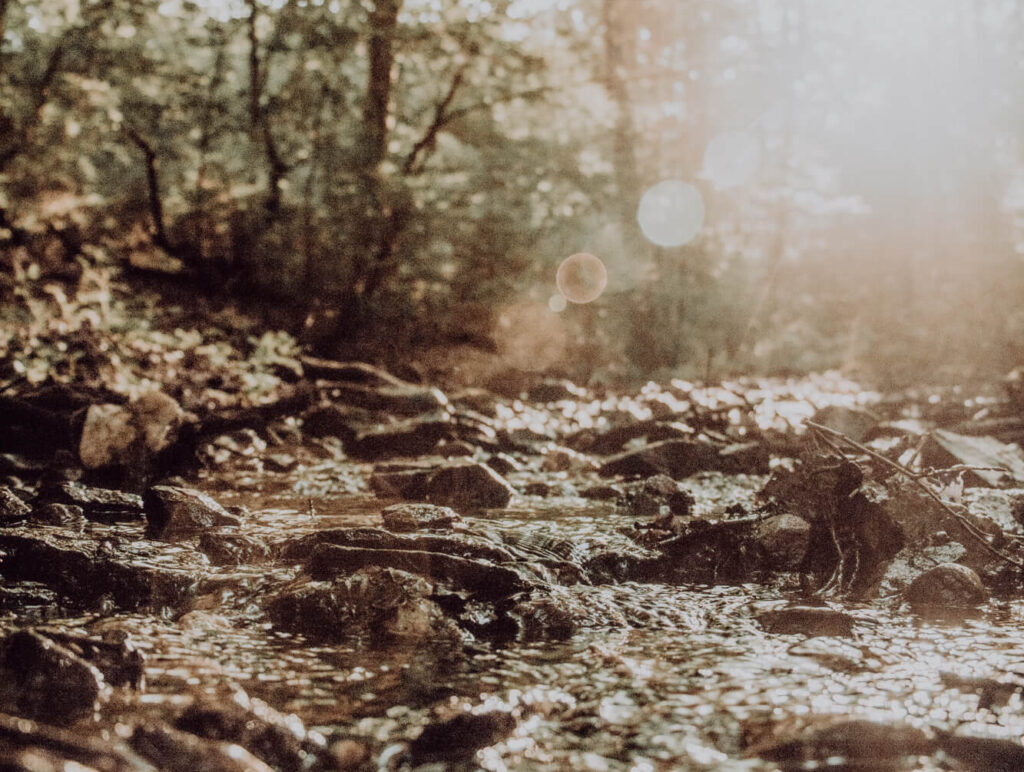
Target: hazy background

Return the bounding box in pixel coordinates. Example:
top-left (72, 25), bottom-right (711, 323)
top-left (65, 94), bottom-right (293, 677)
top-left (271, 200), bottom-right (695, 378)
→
top-left (2, 0), bottom-right (1023, 387)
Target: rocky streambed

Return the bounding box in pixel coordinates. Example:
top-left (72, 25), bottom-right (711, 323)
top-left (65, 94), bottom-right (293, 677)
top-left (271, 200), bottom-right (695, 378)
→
top-left (2, 365), bottom-right (1024, 770)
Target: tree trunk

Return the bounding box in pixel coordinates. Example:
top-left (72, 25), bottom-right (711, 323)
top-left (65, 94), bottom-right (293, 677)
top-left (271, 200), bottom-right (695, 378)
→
top-left (364, 0), bottom-right (402, 169)
top-left (601, 0), bottom-right (644, 252)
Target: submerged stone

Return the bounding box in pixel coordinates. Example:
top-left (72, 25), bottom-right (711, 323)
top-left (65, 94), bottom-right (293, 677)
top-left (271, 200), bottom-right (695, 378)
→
top-left (755, 606), bottom-right (856, 637)
top-left (904, 563), bottom-right (988, 608)
top-left (757, 719), bottom-right (933, 766)
top-left (408, 710), bottom-right (517, 765)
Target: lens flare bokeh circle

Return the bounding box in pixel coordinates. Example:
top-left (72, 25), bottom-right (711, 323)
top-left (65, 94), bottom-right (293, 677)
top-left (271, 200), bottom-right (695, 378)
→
top-left (637, 180), bottom-right (705, 247)
top-left (556, 253), bottom-right (608, 304)
top-left (703, 130), bottom-right (761, 188)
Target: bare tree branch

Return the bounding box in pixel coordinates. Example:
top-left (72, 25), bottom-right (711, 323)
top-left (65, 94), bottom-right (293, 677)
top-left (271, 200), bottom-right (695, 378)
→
top-left (402, 65), bottom-right (467, 175)
top-left (125, 127), bottom-right (170, 252)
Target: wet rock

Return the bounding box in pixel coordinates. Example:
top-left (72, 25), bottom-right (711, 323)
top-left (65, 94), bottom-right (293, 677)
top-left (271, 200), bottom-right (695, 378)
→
top-left (620, 474), bottom-right (694, 517)
top-left (434, 439), bottom-right (476, 458)
top-left (36, 630), bottom-right (145, 689)
top-left (266, 567), bottom-right (460, 645)
top-left (369, 463), bottom-right (436, 500)
top-left (381, 502), bottom-right (461, 532)
top-left (526, 379), bottom-right (585, 403)
top-left (44, 481), bottom-right (144, 523)
top-left (321, 381), bottom-right (449, 416)
top-left (540, 445), bottom-right (595, 472)
top-left (756, 719), bottom-right (933, 766)
top-left (579, 483), bottom-right (621, 501)
top-left (278, 527), bottom-right (514, 565)
top-left (717, 441), bottom-right (771, 474)
top-left (809, 405), bottom-right (880, 443)
top-left (130, 722), bottom-right (276, 772)
top-left (308, 544), bottom-right (529, 599)
top-left (0, 711), bottom-right (147, 772)
top-left (567, 420), bottom-right (692, 456)
top-left (755, 606), bottom-right (856, 637)
top-left (0, 630), bottom-right (107, 723)
top-left (301, 404), bottom-right (361, 439)
top-left (0, 530), bottom-right (205, 611)
top-left (263, 452), bottom-right (296, 471)
top-left (761, 459), bottom-right (906, 595)
top-left (0, 486), bottom-right (31, 522)
top-left (904, 563), bottom-right (988, 608)
top-left (937, 730), bottom-right (1024, 771)
top-left (641, 515), bottom-right (763, 584)
top-left (425, 461), bottom-right (515, 510)
top-left (144, 485), bottom-right (241, 539)
top-left (346, 416), bottom-right (454, 461)
top-left (408, 710), bottom-right (517, 765)
top-left (198, 531), bottom-right (271, 565)
top-left (883, 483), bottom-right (1001, 572)
top-left (29, 502), bottom-right (85, 529)
top-left (329, 739), bottom-right (370, 770)
top-left (486, 452), bottom-right (522, 476)
top-left (598, 439), bottom-right (721, 480)
top-left (300, 357), bottom-right (407, 386)
top-left (78, 392), bottom-right (183, 470)
top-left (175, 689), bottom-right (332, 772)
top-left (754, 514), bottom-right (811, 570)
top-left (922, 429), bottom-right (1024, 487)
top-left (78, 403), bottom-right (135, 469)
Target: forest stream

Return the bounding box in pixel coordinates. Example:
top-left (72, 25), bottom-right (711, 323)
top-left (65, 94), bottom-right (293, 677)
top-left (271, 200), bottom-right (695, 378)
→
top-left (2, 367), bottom-right (1024, 771)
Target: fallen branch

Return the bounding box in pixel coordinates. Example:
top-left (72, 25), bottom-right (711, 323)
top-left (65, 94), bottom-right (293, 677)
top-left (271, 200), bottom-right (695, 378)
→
top-left (805, 420), bottom-right (1023, 568)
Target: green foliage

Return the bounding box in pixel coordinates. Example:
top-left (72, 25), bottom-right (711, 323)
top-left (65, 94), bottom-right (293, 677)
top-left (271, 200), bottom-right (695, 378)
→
top-left (2, 0), bottom-right (1023, 382)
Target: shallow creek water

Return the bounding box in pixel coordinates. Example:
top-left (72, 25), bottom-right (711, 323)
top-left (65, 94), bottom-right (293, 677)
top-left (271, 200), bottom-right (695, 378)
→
top-left (6, 454), bottom-right (1024, 772)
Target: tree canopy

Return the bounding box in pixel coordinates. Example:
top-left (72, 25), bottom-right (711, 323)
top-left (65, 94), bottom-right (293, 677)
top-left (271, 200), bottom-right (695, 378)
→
top-left (2, 0), bottom-right (1022, 384)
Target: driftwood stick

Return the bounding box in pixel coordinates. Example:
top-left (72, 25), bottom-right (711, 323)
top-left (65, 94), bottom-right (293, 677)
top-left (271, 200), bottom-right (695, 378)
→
top-left (805, 420), bottom-right (1022, 568)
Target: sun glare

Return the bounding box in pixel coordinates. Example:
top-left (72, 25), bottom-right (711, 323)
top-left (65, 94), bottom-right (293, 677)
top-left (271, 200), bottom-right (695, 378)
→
top-left (637, 181), bottom-right (705, 248)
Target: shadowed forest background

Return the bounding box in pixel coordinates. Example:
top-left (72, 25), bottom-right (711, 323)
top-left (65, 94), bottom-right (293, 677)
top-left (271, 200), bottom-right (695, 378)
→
top-left (3, 0), bottom-right (1024, 387)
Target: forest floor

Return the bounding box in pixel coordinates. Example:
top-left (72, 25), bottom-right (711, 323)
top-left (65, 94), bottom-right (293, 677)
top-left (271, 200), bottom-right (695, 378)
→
top-left (1, 279), bottom-right (1024, 770)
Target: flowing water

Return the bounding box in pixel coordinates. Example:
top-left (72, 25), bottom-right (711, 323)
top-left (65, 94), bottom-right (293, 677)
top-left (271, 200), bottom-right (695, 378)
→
top-left (7, 459), bottom-right (1024, 772)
